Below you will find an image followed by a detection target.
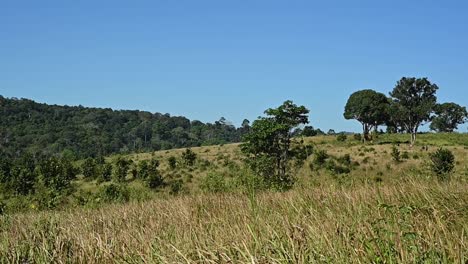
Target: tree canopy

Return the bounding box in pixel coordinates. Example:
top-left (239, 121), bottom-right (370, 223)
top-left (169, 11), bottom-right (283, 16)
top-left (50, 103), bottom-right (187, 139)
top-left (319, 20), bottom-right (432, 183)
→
top-left (430, 103), bottom-right (468, 132)
top-left (0, 96), bottom-right (245, 159)
top-left (389, 77), bottom-right (439, 145)
top-left (344, 89), bottom-right (389, 141)
top-left (241, 100), bottom-right (309, 189)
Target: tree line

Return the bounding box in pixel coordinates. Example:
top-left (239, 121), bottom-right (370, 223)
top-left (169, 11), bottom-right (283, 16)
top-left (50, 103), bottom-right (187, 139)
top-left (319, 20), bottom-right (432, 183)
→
top-left (344, 77), bottom-right (467, 144)
top-left (0, 96), bottom-right (251, 159)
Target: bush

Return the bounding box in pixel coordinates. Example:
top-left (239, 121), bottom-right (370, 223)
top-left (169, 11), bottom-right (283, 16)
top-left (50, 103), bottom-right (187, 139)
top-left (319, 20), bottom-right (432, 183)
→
top-left (336, 133), bottom-right (347, 142)
top-left (97, 163), bottom-right (113, 183)
top-left (167, 156), bottom-right (177, 170)
top-left (98, 184), bottom-right (130, 203)
top-left (430, 148), bottom-right (455, 178)
top-left (391, 145), bottom-right (401, 162)
top-left (353, 133), bottom-right (362, 141)
top-left (313, 149), bottom-right (329, 166)
top-left (169, 179), bottom-right (184, 195)
top-left (336, 154), bottom-right (352, 166)
top-left (325, 160), bottom-right (350, 174)
top-left (401, 151), bottom-right (410, 160)
top-left (200, 173), bottom-right (227, 193)
top-left (81, 158), bottom-right (97, 180)
top-left (114, 157), bottom-right (132, 182)
top-left (182, 149), bottom-right (197, 166)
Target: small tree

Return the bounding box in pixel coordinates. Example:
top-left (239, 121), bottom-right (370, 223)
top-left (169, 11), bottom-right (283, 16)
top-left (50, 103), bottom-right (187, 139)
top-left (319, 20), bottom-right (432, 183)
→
top-left (241, 100), bottom-right (309, 189)
top-left (182, 149), bottom-right (197, 166)
top-left (81, 158), bottom-right (98, 180)
top-left (114, 157), bottom-right (131, 182)
top-left (430, 148), bottom-right (455, 179)
top-left (98, 162), bottom-right (113, 183)
top-left (38, 157), bottom-right (76, 192)
top-left (389, 77), bottom-right (438, 145)
top-left (145, 159), bottom-right (163, 189)
top-left (430, 103), bottom-right (468, 132)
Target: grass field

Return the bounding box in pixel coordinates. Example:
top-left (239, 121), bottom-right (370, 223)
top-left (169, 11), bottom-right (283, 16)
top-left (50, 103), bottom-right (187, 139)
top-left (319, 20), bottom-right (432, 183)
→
top-left (1, 133), bottom-right (467, 263)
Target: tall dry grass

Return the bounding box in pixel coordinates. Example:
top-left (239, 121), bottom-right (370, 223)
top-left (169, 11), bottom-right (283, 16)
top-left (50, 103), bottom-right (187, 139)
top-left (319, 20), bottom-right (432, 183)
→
top-left (1, 178), bottom-right (466, 263)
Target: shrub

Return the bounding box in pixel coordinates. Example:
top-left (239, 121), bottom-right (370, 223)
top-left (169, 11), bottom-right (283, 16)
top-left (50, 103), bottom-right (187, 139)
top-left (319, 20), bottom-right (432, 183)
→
top-left (391, 145), bottom-right (401, 162)
top-left (167, 156), bottom-right (177, 170)
top-left (114, 157), bottom-right (132, 182)
top-left (401, 151), bottom-right (410, 160)
top-left (97, 163), bottom-right (113, 184)
top-left (353, 133), bottom-right (362, 141)
top-left (336, 154), bottom-right (352, 166)
top-left (169, 179), bottom-right (184, 195)
top-left (81, 158), bottom-right (97, 180)
top-left (336, 133), bottom-right (347, 142)
top-left (182, 149), bottom-right (197, 166)
top-left (313, 149), bottom-right (329, 166)
top-left (98, 184), bottom-right (130, 203)
top-left (325, 160), bottom-right (351, 174)
top-left (430, 148), bottom-right (455, 178)
top-left (200, 173), bottom-right (227, 193)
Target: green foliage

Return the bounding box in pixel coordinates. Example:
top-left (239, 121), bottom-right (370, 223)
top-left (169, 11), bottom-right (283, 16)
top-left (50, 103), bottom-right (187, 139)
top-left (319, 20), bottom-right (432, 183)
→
top-left (200, 173), bottom-right (228, 193)
top-left (144, 159), bottom-right (164, 189)
top-left (114, 157), bottom-right (132, 182)
top-left (389, 77), bottom-right (439, 144)
top-left (325, 160), bottom-right (351, 174)
top-left (391, 145), bottom-right (401, 162)
top-left (181, 149), bottom-right (197, 166)
top-left (241, 100), bottom-right (309, 190)
top-left (301, 126), bottom-right (318, 137)
top-left (336, 133), bottom-right (347, 142)
top-left (97, 163), bottom-right (113, 183)
top-left (313, 149), bottom-right (329, 167)
top-left (98, 184), bottom-right (130, 203)
top-left (290, 144), bottom-right (313, 167)
top-left (353, 133), bottom-right (362, 141)
top-left (167, 156), bottom-right (177, 170)
top-left (430, 148), bottom-right (455, 178)
top-left (344, 89), bottom-right (390, 141)
top-left (81, 158), bottom-right (98, 180)
top-left (38, 157), bottom-right (76, 192)
top-left (169, 179), bottom-right (184, 195)
top-left (0, 96), bottom-right (245, 158)
top-left (430, 103), bottom-right (468, 132)
top-left (401, 151), bottom-right (410, 160)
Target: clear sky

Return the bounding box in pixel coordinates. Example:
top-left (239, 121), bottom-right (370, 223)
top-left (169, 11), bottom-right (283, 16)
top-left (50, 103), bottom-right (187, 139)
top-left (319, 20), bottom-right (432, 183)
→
top-left (1, 0), bottom-right (467, 132)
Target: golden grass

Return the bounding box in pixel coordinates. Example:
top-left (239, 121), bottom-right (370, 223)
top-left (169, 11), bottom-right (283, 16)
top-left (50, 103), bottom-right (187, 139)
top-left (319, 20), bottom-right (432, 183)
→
top-left (2, 134), bottom-right (467, 262)
top-left (1, 178), bottom-right (467, 263)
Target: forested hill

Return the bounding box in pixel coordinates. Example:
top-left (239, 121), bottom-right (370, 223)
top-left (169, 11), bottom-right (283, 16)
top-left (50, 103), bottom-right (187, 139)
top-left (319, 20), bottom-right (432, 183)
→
top-left (0, 96), bottom-right (249, 159)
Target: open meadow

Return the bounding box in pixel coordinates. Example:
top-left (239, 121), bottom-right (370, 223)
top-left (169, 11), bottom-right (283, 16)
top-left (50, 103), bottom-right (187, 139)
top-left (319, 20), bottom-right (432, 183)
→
top-left (1, 134), bottom-right (467, 263)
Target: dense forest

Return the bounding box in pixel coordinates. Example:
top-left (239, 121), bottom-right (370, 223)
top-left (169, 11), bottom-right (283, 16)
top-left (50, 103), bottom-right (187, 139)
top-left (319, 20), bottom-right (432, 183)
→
top-left (0, 96), bottom-right (249, 159)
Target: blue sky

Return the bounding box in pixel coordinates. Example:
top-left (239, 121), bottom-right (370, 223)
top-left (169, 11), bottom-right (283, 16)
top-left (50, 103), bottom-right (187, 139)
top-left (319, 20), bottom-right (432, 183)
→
top-left (1, 0), bottom-right (467, 132)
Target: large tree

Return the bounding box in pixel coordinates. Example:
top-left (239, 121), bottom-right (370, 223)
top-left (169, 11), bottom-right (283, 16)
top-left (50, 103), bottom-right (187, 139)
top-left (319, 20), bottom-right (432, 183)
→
top-left (389, 77), bottom-right (438, 145)
top-left (430, 102), bottom-right (468, 132)
top-left (344, 89), bottom-right (389, 141)
top-left (241, 101), bottom-right (309, 188)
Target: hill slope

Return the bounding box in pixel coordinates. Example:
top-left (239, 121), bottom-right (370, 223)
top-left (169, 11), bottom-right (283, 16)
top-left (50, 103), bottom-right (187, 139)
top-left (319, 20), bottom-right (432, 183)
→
top-left (0, 96), bottom-right (246, 158)
top-left (1, 134), bottom-right (467, 263)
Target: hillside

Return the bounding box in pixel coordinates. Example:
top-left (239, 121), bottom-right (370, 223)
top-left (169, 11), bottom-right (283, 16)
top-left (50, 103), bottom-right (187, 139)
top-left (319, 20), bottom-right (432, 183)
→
top-left (1, 134), bottom-right (467, 262)
top-left (0, 96), bottom-right (246, 158)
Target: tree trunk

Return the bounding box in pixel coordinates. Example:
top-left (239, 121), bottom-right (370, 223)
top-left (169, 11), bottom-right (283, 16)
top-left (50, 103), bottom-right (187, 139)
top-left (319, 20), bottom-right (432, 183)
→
top-left (362, 123), bottom-right (368, 143)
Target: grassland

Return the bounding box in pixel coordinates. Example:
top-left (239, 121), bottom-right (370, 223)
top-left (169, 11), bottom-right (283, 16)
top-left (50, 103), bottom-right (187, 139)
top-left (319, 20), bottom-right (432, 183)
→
top-left (1, 133), bottom-right (467, 263)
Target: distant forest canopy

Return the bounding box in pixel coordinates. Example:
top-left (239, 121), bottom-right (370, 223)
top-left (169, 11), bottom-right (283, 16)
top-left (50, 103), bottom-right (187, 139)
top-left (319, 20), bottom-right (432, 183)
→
top-left (0, 96), bottom-right (251, 159)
